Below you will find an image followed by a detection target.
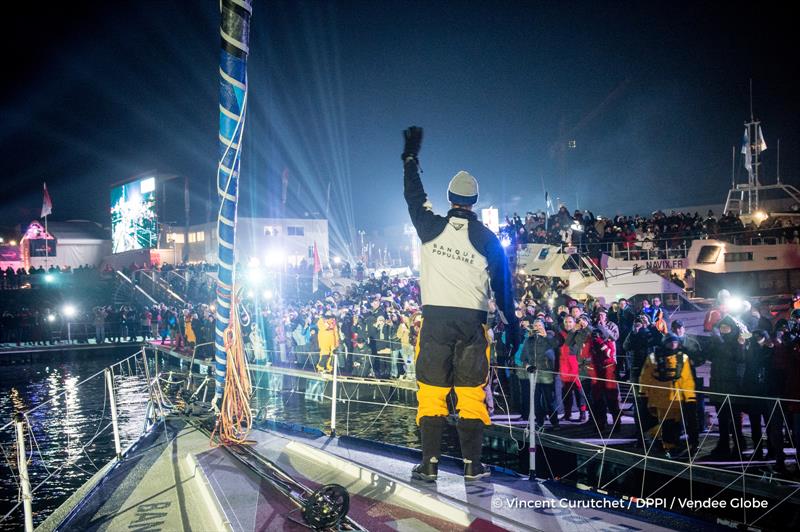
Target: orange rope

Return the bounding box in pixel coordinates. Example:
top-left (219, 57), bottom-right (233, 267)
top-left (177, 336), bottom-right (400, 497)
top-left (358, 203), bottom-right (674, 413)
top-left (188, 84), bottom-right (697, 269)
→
top-left (211, 289), bottom-right (253, 446)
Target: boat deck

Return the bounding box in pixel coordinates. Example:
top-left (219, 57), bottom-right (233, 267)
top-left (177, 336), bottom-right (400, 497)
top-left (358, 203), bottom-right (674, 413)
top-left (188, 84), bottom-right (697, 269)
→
top-left (42, 413), bottom-right (719, 531)
top-left (38, 418), bottom-right (243, 531)
top-left (247, 422), bottom-right (722, 531)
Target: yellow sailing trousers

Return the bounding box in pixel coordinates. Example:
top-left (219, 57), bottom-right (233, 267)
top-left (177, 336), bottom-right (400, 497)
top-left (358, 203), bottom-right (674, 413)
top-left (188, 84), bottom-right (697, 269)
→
top-left (414, 315), bottom-right (491, 426)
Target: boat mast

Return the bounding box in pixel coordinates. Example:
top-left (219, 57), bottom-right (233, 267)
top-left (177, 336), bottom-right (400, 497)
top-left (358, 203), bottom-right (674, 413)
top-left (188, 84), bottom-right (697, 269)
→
top-left (215, 0), bottom-right (253, 402)
top-left (742, 80), bottom-right (762, 214)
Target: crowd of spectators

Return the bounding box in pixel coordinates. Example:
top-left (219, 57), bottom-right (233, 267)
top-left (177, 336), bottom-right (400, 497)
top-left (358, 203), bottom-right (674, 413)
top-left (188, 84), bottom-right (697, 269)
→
top-left (245, 270), bottom-right (800, 467)
top-left (499, 206), bottom-right (800, 257)
top-left (1, 264), bottom-right (107, 289)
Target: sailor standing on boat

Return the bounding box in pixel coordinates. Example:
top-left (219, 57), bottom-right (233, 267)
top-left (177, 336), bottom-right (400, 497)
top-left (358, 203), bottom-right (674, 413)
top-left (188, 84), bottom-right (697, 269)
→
top-left (401, 126), bottom-right (519, 482)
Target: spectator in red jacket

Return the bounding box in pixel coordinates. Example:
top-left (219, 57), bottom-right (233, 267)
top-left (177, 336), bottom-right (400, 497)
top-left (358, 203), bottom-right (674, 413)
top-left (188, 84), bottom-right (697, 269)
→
top-left (559, 315), bottom-right (586, 422)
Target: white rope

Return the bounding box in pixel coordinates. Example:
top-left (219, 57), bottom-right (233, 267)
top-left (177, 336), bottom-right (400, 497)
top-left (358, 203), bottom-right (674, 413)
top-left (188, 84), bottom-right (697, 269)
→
top-left (490, 365), bottom-right (525, 451)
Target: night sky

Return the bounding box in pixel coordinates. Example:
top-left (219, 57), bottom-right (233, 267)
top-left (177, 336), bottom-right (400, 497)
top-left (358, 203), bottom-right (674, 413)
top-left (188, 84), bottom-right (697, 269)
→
top-left (2, 1), bottom-right (797, 236)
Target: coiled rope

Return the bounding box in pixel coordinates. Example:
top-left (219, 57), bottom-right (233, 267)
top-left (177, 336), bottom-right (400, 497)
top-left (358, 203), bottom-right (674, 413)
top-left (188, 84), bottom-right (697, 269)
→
top-left (211, 289), bottom-right (253, 445)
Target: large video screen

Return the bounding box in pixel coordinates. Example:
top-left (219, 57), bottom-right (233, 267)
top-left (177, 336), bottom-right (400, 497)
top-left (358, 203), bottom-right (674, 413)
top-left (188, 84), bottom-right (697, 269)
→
top-left (111, 177), bottom-right (159, 253)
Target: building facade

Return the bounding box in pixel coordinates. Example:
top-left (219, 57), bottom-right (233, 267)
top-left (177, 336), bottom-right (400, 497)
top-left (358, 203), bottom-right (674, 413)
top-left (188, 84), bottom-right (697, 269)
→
top-left (167, 217), bottom-right (329, 267)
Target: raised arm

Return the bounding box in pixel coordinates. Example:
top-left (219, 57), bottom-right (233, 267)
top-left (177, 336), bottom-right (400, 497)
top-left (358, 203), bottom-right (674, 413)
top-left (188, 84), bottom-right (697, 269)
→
top-left (402, 126), bottom-right (441, 242)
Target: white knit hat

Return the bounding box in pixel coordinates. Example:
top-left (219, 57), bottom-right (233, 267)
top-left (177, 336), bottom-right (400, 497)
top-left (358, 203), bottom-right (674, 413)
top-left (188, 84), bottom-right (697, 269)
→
top-left (447, 171), bottom-right (479, 205)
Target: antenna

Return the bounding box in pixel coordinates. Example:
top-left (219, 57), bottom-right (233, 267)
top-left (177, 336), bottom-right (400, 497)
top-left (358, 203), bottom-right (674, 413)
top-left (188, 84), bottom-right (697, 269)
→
top-left (731, 145), bottom-right (735, 188)
top-left (777, 138), bottom-right (781, 184)
top-left (749, 78), bottom-right (754, 122)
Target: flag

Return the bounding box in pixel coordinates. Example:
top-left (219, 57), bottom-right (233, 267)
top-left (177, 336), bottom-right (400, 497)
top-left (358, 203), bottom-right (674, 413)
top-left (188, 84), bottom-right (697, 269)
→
top-left (41, 183), bottom-right (53, 218)
top-left (757, 125), bottom-right (767, 153)
top-left (545, 191), bottom-right (553, 211)
top-left (741, 128), bottom-right (751, 172)
top-left (312, 241), bottom-right (321, 293)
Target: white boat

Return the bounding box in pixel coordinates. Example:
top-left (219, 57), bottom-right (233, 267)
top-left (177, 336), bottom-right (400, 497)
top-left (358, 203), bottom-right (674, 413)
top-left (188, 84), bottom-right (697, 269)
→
top-left (516, 243), bottom-right (687, 305)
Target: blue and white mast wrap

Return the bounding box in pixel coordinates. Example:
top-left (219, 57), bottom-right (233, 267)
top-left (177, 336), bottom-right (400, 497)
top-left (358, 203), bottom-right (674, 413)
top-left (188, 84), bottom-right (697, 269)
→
top-left (215, 0), bottom-right (252, 401)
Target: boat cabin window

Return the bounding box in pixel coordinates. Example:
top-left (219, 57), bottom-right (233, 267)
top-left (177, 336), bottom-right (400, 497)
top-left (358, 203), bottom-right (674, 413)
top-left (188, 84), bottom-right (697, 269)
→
top-left (560, 256), bottom-right (581, 271)
top-left (724, 252), bottom-right (753, 262)
top-left (697, 245), bottom-right (722, 264)
top-left (537, 248), bottom-right (549, 260)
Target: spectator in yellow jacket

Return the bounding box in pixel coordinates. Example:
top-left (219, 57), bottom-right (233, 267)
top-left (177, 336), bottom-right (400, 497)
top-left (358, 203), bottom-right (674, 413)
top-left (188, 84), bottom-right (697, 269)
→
top-left (316, 312), bottom-right (340, 372)
top-left (639, 334), bottom-right (696, 456)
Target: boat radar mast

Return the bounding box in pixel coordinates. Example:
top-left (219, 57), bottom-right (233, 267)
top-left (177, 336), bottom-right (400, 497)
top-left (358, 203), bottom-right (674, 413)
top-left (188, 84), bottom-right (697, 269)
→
top-left (724, 84), bottom-right (800, 218)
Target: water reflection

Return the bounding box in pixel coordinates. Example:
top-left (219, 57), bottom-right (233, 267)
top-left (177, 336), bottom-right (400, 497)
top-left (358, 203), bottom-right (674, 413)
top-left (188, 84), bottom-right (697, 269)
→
top-left (0, 352), bottom-right (147, 531)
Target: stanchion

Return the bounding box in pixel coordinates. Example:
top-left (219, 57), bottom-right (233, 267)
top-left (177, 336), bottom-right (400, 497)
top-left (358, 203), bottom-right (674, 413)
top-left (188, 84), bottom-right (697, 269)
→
top-left (141, 349), bottom-right (159, 418)
top-left (105, 368), bottom-right (123, 460)
top-left (331, 353), bottom-right (338, 436)
top-left (528, 371), bottom-right (537, 480)
top-left (14, 415), bottom-right (34, 532)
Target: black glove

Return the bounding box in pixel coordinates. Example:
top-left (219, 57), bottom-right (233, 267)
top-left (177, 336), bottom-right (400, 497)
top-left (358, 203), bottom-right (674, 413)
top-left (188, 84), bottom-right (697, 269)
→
top-left (526, 364), bottom-right (537, 374)
top-left (402, 126), bottom-right (423, 161)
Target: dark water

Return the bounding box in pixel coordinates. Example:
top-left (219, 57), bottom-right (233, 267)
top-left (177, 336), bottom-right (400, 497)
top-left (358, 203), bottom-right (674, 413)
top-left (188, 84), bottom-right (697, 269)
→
top-left (0, 351), bottom-right (149, 530)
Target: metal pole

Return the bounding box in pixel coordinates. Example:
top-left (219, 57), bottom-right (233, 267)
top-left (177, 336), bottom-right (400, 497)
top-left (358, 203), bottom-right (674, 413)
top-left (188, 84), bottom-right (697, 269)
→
top-left (330, 352), bottom-right (338, 435)
top-left (183, 175), bottom-right (190, 264)
top-left (141, 349), bottom-right (157, 416)
top-left (105, 368), bottom-right (123, 459)
top-left (528, 371), bottom-right (537, 479)
top-left (754, 121), bottom-right (760, 211)
top-left (15, 415), bottom-right (34, 532)
top-left (67, 322), bottom-right (72, 343)
top-left (44, 215), bottom-right (49, 270)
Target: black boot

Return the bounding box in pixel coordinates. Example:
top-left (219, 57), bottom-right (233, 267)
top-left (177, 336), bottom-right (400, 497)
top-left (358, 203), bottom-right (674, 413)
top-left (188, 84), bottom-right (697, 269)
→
top-left (411, 460), bottom-right (439, 482)
top-left (412, 416), bottom-right (444, 482)
top-left (464, 461), bottom-right (491, 481)
top-left (457, 418), bottom-right (490, 481)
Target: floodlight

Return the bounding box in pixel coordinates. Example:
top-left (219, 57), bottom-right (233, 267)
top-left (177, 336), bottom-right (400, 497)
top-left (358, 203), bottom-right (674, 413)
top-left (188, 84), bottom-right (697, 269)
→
top-left (63, 304), bottom-right (77, 318)
top-left (727, 296), bottom-right (744, 313)
top-left (264, 249), bottom-right (286, 267)
top-left (246, 268), bottom-right (265, 286)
